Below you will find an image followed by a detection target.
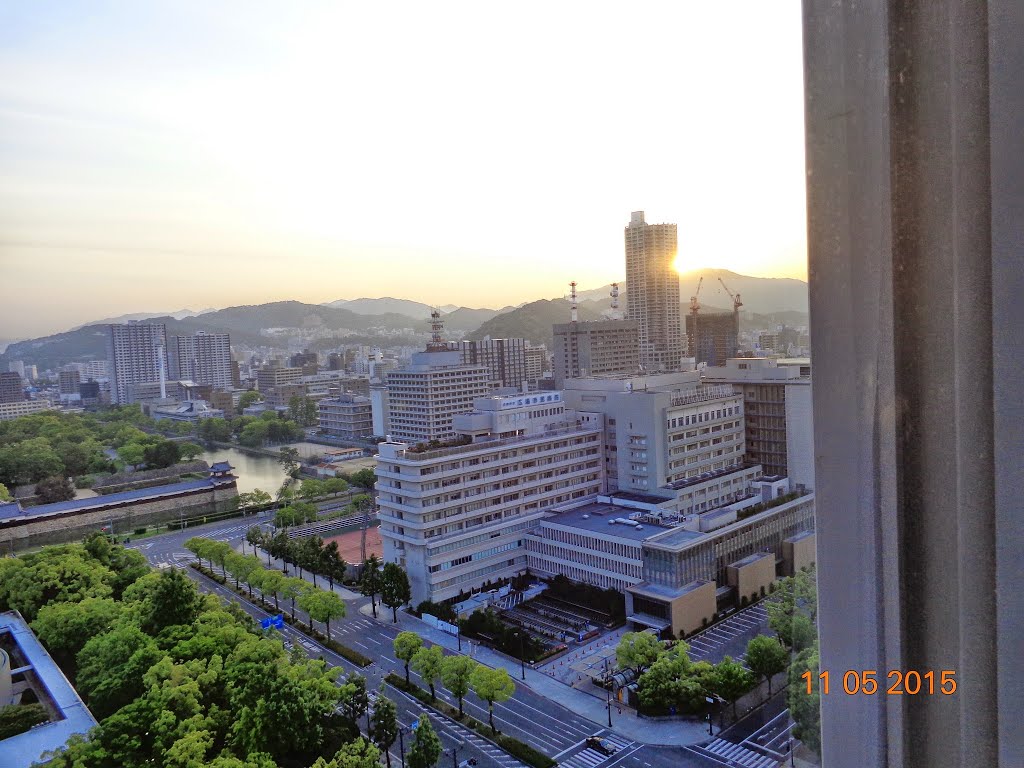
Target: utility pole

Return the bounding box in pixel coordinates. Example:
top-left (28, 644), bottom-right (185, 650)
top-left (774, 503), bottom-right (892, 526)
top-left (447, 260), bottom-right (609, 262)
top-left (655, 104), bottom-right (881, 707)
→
top-left (604, 657), bottom-right (613, 727)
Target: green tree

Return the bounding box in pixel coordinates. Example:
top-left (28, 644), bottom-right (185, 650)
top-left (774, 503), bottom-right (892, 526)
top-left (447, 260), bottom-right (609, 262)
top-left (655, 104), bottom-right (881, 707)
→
top-left (338, 673), bottom-right (369, 725)
top-left (360, 554), bottom-right (383, 618)
top-left (616, 631), bottom-right (664, 676)
top-left (253, 565), bottom-right (278, 604)
top-left (380, 562), bottom-right (412, 622)
top-left (281, 576), bottom-right (311, 620)
top-left (313, 737), bottom-right (382, 768)
top-left (393, 631), bottom-right (423, 685)
top-left (141, 567), bottom-right (201, 633)
top-left (745, 635), bottom-right (789, 696)
top-left (237, 390), bottom-right (262, 414)
top-left (299, 478), bottom-right (325, 500)
top-left (0, 481), bottom-right (10, 501)
top-left (143, 439), bottom-right (181, 468)
top-left (636, 650), bottom-right (691, 712)
top-left (178, 441), bottom-right (204, 460)
top-left (299, 588), bottom-right (347, 641)
top-left (198, 416), bottom-right (232, 442)
top-left (239, 420), bottom-right (270, 448)
top-left (117, 442), bottom-right (146, 469)
top-left (324, 476), bottom-right (349, 496)
top-left (35, 475), bottom-right (75, 503)
top-left (766, 567), bottom-right (818, 650)
top-left (709, 656), bottom-right (755, 720)
top-left (440, 654), bottom-right (477, 717)
top-left (470, 665), bottom-right (515, 733)
top-left (320, 540), bottom-right (347, 588)
top-left (31, 597), bottom-right (123, 668)
top-left (0, 546), bottom-right (114, 621)
top-left (406, 715), bottom-right (441, 768)
top-left (185, 536), bottom-right (214, 570)
top-left (76, 624), bottom-right (166, 718)
top-left (370, 695), bottom-right (399, 768)
top-left (278, 446), bottom-right (300, 476)
top-left (288, 395), bottom-right (319, 427)
top-left (0, 702), bottom-right (49, 740)
top-left (787, 645), bottom-right (821, 755)
top-left (410, 645), bottom-right (444, 701)
top-left (349, 468), bottom-right (376, 490)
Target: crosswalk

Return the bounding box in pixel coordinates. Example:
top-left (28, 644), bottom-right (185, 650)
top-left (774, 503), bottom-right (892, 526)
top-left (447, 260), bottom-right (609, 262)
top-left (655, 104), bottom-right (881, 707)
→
top-left (557, 733), bottom-right (634, 768)
top-left (687, 739), bottom-right (781, 768)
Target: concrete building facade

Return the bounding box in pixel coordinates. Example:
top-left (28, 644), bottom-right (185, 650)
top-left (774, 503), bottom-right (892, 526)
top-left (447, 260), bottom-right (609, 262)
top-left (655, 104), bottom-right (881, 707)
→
top-left (552, 319), bottom-right (640, 388)
top-left (169, 332), bottom-right (233, 390)
top-left (319, 394), bottom-right (374, 439)
top-left (385, 349), bottom-right (491, 444)
top-left (0, 372), bottom-right (23, 403)
top-left (624, 211), bottom-right (683, 372)
top-left (450, 338), bottom-right (529, 390)
top-left (685, 312), bottom-right (739, 367)
top-left (106, 323), bottom-right (167, 405)
top-left (376, 391), bottom-right (603, 603)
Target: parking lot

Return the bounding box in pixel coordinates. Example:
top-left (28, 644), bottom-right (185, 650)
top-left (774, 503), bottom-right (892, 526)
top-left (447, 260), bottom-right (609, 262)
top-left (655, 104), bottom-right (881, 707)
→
top-left (684, 602), bottom-right (771, 670)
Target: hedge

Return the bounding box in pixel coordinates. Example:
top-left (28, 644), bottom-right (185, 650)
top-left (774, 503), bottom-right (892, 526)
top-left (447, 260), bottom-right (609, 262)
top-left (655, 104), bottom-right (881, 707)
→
top-left (385, 674), bottom-right (555, 768)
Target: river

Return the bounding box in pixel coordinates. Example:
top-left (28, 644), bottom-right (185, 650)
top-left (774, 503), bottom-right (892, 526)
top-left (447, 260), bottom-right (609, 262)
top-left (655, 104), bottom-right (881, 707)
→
top-left (201, 446), bottom-right (288, 495)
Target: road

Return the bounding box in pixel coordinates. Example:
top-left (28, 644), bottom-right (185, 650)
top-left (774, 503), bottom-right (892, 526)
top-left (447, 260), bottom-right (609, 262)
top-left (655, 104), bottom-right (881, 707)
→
top-left (132, 517), bottom-right (726, 768)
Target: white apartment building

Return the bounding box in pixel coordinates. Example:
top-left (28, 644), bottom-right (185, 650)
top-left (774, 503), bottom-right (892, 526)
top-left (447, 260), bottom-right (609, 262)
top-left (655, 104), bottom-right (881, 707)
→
top-left (318, 394), bottom-right (374, 439)
top-left (562, 371), bottom-right (760, 515)
top-left (106, 323), bottom-right (167, 405)
top-left (376, 391), bottom-right (604, 603)
top-left (385, 349), bottom-right (491, 444)
top-left (168, 332), bottom-right (233, 390)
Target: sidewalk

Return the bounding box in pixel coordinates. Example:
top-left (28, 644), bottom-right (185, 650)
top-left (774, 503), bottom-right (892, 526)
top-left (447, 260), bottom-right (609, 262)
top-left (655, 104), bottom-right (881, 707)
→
top-left (358, 602), bottom-right (713, 747)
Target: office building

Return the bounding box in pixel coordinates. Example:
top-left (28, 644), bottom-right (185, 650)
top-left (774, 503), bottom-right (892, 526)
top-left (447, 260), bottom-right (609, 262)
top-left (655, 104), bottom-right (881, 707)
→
top-left (562, 371), bottom-right (757, 512)
top-left (289, 350), bottom-right (318, 369)
top-left (385, 322), bottom-right (491, 444)
top-left (552, 319), bottom-right (640, 387)
top-left (685, 312), bottom-right (739, 367)
top-left (106, 323), bottom-right (167, 405)
top-left (701, 357), bottom-right (815, 489)
top-left (255, 365), bottom-right (303, 392)
top-left (58, 369), bottom-right (81, 396)
top-left (524, 345), bottom-right (547, 385)
top-left (0, 401), bottom-right (50, 422)
top-left (376, 391), bottom-right (604, 603)
top-left (78, 381), bottom-right (101, 405)
top-left (450, 338), bottom-right (529, 389)
top-left (83, 359), bottom-right (109, 380)
top-left (168, 332), bottom-right (233, 390)
top-left (624, 211), bottom-right (683, 371)
top-left (319, 394), bottom-right (374, 439)
top-left (0, 372), bottom-right (23, 403)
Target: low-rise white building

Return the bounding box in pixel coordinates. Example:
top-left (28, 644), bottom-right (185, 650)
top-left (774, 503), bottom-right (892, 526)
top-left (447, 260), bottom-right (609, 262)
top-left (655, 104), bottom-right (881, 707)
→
top-left (318, 394), bottom-right (373, 439)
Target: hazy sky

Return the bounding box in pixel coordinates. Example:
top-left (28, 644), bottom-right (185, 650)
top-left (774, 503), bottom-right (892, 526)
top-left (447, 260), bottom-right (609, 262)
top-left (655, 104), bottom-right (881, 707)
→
top-left (0, 2), bottom-right (807, 339)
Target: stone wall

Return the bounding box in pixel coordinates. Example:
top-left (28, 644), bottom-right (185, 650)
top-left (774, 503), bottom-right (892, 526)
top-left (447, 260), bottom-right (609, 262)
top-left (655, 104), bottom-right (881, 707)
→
top-left (1, 483), bottom-right (237, 551)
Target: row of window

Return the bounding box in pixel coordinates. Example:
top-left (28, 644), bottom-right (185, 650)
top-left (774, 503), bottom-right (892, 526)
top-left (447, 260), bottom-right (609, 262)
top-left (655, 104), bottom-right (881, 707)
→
top-left (431, 556), bottom-right (527, 591)
top-left (428, 539), bottom-right (524, 573)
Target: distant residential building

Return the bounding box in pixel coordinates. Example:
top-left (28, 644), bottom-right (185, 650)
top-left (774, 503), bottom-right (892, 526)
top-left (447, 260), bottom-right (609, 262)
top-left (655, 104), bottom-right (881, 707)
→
top-left (0, 400), bottom-right (50, 421)
top-left (377, 390), bottom-right (604, 603)
top-left (701, 357), bottom-right (815, 490)
top-left (256, 365), bottom-right (303, 392)
top-left (58, 369), bottom-right (81, 395)
top-left (208, 389), bottom-right (236, 415)
top-left (106, 323), bottom-right (168, 405)
top-left (0, 372), bottom-right (23, 403)
top-left (552, 319), bottom-right (640, 387)
top-left (319, 394), bottom-right (374, 439)
top-left (7, 360), bottom-right (25, 378)
top-left (370, 385), bottom-right (389, 437)
top-left (289, 349), bottom-right (318, 369)
top-left (327, 352), bottom-right (344, 371)
top-left (450, 338), bottom-right (529, 389)
top-left (524, 344), bottom-right (547, 384)
top-left (686, 312), bottom-right (739, 367)
top-left (78, 381), bottom-right (101, 405)
top-left (83, 359), bottom-right (109, 379)
top-left (23, 365), bottom-right (37, 381)
top-left (385, 350), bottom-right (490, 444)
top-left (168, 332), bottom-right (233, 390)
top-left (624, 211), bottom-right (684, 371)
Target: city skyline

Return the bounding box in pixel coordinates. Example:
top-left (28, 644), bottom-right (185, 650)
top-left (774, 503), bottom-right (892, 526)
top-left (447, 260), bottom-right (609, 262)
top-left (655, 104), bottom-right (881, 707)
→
top-left (1, 2), bottom-right (806, 339)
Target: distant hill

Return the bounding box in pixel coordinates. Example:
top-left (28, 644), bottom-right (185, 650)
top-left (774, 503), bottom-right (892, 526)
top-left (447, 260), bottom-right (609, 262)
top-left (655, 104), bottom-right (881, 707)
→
top-left (465, 299), bottom-right (604, 349)
top-left (0, 300), bottom-right (424, 371)
top-left (70, 308), bottom-right (215, 330)
top-left (322, 297), bottom-right (435, 318)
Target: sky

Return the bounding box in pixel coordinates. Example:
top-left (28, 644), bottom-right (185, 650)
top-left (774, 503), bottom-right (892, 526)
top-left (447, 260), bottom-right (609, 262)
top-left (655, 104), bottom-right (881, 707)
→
top-left (0, 1), bottom-right (807, 340)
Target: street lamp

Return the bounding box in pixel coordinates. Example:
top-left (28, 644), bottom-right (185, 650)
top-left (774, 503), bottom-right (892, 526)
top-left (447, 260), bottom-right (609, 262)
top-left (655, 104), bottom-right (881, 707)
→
top-left (517, 633), bottom-right (526, 680)
top-left (397, 727), bottom-right (406, 768)
top-left (787, 738), bottom-right (796, 767)
top-left (603, 657), bottom-right (613, 728)
top-left (445, 738), bottom-right (466, 768)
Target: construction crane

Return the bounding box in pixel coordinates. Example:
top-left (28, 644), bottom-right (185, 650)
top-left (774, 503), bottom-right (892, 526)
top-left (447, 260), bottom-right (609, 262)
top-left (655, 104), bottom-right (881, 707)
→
top-left (717, 276), bottom-right (743, 315)
top-left (688, 277), bottom-right (703, 359)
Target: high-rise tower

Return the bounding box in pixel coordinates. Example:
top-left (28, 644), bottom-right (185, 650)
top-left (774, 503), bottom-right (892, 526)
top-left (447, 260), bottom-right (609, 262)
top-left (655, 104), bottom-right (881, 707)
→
top-left (624, 211), bottom-right (683, 371)
top-left (106, 323), bottom-right (167, 405)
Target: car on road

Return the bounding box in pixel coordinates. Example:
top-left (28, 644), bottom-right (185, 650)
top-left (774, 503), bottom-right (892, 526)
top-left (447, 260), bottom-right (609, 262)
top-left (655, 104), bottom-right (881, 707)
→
top-left (586, 737), bottom-right (617, 756)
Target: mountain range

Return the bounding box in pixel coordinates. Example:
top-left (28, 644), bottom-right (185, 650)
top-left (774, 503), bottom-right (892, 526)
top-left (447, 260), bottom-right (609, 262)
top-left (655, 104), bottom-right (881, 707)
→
top-left (1, 270), bottom-right (807, 371)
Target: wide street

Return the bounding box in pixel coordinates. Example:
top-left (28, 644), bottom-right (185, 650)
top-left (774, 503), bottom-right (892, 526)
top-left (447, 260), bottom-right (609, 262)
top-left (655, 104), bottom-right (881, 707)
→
top-left (130, 516), bottom-right (743, 768)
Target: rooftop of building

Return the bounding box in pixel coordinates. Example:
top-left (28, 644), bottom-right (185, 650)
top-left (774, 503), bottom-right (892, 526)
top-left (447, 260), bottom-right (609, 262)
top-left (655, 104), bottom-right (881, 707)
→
top-left (662, 463), bottom-right (760, 492)
top-left (641, 525), bottom-right (706, 547)
top-left (538, 501), bottom-right (676, 542)
top-left (1, 611), bottom-right (98, 768)
top-left (785, 530), bottom-right (817, 543)
top-left (627, 579), bottom-right (712, 601)
top-left (729, 551), bottom-right (775, 568)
